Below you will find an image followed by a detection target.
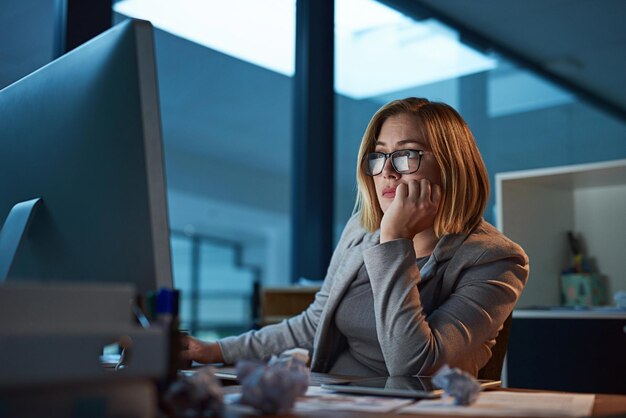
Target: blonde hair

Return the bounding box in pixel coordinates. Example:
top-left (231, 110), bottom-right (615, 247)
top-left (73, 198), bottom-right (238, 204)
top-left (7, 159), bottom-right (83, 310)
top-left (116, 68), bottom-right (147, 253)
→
top-left (355, 97), bottom-right (489, 238)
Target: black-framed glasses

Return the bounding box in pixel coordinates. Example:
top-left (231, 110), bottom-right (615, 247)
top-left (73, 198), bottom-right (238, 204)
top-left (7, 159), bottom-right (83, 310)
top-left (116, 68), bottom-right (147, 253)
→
top-left (362, 149), bottom-right (424, 176)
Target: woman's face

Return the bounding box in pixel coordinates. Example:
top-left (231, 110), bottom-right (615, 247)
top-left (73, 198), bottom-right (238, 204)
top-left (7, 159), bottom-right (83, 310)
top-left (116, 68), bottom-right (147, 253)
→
top-left (372, 113), bottom-right (442, 213)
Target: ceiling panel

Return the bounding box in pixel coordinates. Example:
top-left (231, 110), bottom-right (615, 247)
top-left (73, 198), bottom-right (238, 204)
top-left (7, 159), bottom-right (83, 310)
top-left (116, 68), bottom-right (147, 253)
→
top-left (413, 0), bottom-right (626, 120)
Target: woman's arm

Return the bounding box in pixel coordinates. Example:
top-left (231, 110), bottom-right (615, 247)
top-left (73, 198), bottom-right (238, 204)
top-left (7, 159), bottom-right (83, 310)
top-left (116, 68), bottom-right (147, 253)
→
top-left (364, 235), bottom-right (528, 376)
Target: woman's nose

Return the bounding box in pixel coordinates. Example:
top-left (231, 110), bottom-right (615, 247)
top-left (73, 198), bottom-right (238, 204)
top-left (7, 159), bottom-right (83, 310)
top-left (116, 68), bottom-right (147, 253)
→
top-left (382, 157), bottom-right (398, 178)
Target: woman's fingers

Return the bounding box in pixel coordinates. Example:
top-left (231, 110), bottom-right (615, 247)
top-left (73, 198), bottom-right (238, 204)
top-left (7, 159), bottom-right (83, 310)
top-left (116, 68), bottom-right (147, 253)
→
top-left (412, 179), bottom-right (441, 208)
top-left (418, 178), bottom-right (430, 202)
top-left (407, 179), bottom-right (419, 201)
top-left (432, 182), bottom-right (442, 206)
top-left (406, 179), bottom-right (434, 206)
top-left (395, 182), bottom-right (408, 200)
top-left (180, 338), bottom-right (225, 364)
top-left (180, 335), bottom-right (205, 362)
top-left (180, 348), bottom-right (192, 361)
top-left (179, 333), bottom-right (190, 349)
top-left (380, 179), bottom-right (441, 242)
top-left (396, 179), bottom-right (438, 208)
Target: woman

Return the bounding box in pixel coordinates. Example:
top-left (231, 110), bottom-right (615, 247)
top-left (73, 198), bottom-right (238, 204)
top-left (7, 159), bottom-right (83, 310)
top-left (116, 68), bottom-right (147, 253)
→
top-left (182, 97), bottom-right (529, 377)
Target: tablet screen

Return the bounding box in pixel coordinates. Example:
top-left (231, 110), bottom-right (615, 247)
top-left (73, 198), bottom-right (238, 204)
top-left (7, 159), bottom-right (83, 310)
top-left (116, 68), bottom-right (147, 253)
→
top-left (321, 376), bottom-right (500, 398)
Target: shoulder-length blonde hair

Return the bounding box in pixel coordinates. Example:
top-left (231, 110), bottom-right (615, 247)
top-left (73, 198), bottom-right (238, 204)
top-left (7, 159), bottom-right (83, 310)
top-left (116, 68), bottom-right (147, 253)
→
top-left (355, 97), bottom-right (489, 238)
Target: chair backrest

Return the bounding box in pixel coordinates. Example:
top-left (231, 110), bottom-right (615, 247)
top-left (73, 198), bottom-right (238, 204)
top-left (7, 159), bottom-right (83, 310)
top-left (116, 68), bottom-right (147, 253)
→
top-left (477, 313), bottom-right (513, 381)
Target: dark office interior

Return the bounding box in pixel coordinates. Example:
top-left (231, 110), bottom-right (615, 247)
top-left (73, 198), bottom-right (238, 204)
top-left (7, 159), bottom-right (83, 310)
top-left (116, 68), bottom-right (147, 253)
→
top-left (1, 0), bottom-right (625, 406)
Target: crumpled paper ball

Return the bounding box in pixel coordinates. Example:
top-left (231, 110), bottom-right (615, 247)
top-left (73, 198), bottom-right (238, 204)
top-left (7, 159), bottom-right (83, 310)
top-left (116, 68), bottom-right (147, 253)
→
top-left (432, 364), bottom-right (481, 406)
top-left (162, 366), bottom-right (224, 417)
top-left (237, 348), bottom-right (310, 414)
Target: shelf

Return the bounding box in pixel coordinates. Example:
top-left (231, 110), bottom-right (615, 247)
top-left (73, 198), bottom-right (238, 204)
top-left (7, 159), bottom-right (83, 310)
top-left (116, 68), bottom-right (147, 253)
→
top-left (496, 159), bottom-right (626, 307)
top-left (496, 158), bottom-right (626, 189)
top-left (514, 308), bottom-right (626, 319)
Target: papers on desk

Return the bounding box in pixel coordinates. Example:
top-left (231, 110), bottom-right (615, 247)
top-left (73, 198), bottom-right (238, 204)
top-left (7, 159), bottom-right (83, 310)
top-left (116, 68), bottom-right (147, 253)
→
top-left (398, 391), bottom-right (595, 417)
top-left (226, 387), bottom-right (596, 416)
top-left (224, 386), bottom-right (413, 414)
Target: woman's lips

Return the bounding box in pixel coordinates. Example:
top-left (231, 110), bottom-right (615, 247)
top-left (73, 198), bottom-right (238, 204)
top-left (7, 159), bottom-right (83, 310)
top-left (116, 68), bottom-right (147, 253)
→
top-left (382, 187), bottom-right (396, 198)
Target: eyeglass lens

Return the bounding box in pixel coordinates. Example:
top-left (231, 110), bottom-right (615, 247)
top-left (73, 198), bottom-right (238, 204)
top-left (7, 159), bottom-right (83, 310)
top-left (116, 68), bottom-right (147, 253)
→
top-left (365, 150), bottom-right (422, 176)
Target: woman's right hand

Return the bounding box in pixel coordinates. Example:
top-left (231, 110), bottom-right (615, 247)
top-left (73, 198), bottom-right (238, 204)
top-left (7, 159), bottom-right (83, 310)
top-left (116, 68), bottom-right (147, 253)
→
top-left (380, 179), bottom-right (441, 243)
top-left (180, 335), bottom-right (225, 364)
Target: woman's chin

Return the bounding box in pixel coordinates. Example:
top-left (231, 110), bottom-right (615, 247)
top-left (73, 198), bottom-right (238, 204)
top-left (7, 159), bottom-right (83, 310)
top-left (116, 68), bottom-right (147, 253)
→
top-left (377, 198), bottom-right (392, 213)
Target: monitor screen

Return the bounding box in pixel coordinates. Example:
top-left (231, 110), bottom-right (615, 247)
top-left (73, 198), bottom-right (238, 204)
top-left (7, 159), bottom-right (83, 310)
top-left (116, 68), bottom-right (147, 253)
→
top-left (0, 20), bottom-right (173, 295)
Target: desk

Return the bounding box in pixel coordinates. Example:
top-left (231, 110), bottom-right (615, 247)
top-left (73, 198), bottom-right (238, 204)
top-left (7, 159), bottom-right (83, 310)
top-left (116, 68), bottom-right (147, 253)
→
top-left (219, 391), bottom-right (626, 418)
top-left (590, 392), bottom-right (626, 416)
top-left (201, 367), bottom-right (626, 416)
top-left (227, 393), bottom-right (626, 418)
top-left (218, 381), bottom-right (626, 417)
top-left (260, 286), bottom-right (320, 326)
top-left (4, 375), bottom-right (625, 417)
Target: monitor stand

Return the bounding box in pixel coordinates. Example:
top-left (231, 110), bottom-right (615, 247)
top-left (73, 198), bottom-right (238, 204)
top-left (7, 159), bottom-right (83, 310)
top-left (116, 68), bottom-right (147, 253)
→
top-left (0, 197), bottom-right (42, 281)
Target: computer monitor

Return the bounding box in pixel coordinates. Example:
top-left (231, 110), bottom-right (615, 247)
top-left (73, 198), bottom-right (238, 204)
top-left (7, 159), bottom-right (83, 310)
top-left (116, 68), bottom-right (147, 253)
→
top-left (0, 19), bottom-right (173, 295)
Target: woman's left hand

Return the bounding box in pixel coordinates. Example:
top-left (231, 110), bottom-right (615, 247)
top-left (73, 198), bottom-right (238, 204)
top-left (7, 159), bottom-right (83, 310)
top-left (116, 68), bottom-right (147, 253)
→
top-left (180, 335), bottom-right (225, 364)
top-left (380, 178), bottom-right (441, 243)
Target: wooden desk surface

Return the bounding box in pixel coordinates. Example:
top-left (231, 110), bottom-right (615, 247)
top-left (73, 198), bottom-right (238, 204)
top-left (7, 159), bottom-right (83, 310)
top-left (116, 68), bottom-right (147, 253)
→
top-left (590, 392), bottom-right (626, 416)
top-left (502, 389), bottom-right (626, 417)
top-left (219, 388), bottom-right (626, 418)
top-left (208, 367), bottom-right (626, 417)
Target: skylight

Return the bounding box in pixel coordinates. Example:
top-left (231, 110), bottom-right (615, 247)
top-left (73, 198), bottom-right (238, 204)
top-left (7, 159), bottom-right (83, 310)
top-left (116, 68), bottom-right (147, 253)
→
top-left (114, 0), bottom-right (496, 99)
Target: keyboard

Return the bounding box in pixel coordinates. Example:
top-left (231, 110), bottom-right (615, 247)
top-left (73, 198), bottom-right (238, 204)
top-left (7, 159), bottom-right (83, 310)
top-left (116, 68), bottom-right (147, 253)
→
top-left (180, 365), bottom-right (355, 386)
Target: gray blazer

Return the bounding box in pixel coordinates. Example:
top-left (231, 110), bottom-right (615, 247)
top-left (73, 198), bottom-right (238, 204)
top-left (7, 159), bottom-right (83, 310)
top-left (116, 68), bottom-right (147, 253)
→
top-left (219, 214), bottom-right (529, 376)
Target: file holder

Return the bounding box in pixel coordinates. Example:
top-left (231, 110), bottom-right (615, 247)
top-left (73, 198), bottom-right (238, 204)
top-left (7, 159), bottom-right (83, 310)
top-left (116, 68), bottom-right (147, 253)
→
top-left (0, 282), bottom-right (169, 388)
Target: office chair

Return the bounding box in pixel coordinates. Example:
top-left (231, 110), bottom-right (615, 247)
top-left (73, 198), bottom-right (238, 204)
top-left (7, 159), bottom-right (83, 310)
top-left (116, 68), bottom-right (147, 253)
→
top-left (477, 313), bottom-right (513, 381)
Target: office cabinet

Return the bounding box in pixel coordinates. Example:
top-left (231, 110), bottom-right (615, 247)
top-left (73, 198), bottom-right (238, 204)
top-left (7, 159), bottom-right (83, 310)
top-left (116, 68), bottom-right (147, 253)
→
top-left (495, 159), bottom-right (626, 307)
top-left (496, 160), bottom-right (626, 393)
top-left (507, 310), bottom-right (626, 394)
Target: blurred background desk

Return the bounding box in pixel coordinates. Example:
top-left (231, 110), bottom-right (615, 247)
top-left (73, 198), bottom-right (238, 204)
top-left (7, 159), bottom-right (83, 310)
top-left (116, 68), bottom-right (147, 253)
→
top-left (259, 286), bottom-right (319, 326)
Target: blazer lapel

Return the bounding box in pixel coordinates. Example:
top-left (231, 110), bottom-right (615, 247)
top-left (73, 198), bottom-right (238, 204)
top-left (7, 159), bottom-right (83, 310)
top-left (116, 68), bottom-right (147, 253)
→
top-left (311, 242), bottom-right (371, 370)
top-left (414, 230), bottom-right (469, 286)
top-left (319, 245), bottom-right (365, 318)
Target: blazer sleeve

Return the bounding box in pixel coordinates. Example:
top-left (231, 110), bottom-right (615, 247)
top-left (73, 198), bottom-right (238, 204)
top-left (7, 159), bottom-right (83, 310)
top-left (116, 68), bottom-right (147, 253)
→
top-left (217, 214), bottom-right (362, 364)
top-left (362, 236), bottom-right (528, 376)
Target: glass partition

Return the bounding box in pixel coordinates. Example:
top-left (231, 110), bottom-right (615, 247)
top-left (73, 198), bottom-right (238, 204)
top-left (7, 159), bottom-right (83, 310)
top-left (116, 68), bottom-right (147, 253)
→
top-left (114, 1), bottom-right (295, 336)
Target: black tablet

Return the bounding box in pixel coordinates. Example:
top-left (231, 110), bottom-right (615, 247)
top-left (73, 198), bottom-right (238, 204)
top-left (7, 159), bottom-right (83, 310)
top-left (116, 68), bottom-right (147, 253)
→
top-left (321, 376), bottom-right (500, 398)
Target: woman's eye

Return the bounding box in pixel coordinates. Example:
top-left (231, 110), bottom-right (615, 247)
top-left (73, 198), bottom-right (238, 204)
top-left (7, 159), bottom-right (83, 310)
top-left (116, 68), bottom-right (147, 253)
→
top-left (394, 150), bottom-right (412, 157)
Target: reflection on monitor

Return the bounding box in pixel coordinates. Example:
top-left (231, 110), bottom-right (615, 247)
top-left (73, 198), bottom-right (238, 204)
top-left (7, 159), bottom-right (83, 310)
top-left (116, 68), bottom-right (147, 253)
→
top-left (0, 20), bottom-right (173, 294)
